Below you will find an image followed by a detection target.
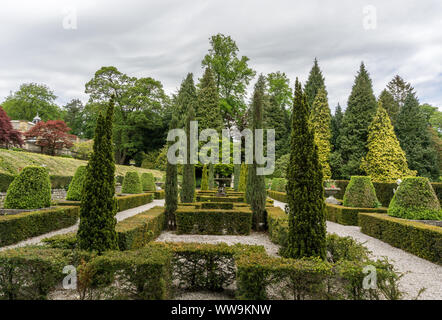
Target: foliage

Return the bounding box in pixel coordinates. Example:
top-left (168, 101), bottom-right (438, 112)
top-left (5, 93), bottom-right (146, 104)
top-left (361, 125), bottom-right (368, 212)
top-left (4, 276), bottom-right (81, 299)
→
top-left (386, 75), bottom-right (415, 108)
top-left (343, 176), bottom-right (379, 208)
top-left (165, 117), bottom-right (178, 230)
top-left (208, 163), bottom-right (215, 189)
top-left (0, 106), bottom-right (23, 148)
top-left (63, 99), bottom-right (86, 137)
top-left (122, 172), bottom-right (143, 194)
top-left (4, 166), bottom-right (51, 209)
top-left (233, 163), bottom-right (241, 191)
top-left (272, 153), bottom-right (289, 179)
top-left (284, 78), bottom-right (326, 260)
top-left (378, 89), bottom-right (399, 126)
top-left (200, 164), bottom-right (209, 190)
top-left (388, 177), bottom-right (442, 220)
top-left (116, 193), bottom-right (153, 212)
top-left (325, 203), bottom-right (387, 226)
top-left (271, 178), bottom-right (287, 192)
top-left (66, 165), bottom-right (87, 201)
top-left (361, 103), bottom-right (413, 182)
top-left (304, 58), bottom-right (325, 110)
top-left (196, 67), bottom-right (223, 133)
top-left (71, 139), bottom-right (93, 160)
top-left (181, 100), bottom-right (196, 203)
top-left (330, 103), bottom-right (343, 152)
top-left (140, 172), bottom-right (155, 192)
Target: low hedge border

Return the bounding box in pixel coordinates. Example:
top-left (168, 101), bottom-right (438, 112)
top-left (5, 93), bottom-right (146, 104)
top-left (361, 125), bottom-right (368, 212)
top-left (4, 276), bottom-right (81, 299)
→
top-left (196, 195), bottom-right (244, 203)
top-left (326, 203), bottom-right (387, 226)
top-left (359, 212), bottom-right (442, 264)
top-left (267, 190), bottom-right (287, 203)
top-left (0, 206), bottom-right (79, 247)
top-left (146, 190), bottom-right (165, 200)
top-left (175, 206), bottom-right (252, 235)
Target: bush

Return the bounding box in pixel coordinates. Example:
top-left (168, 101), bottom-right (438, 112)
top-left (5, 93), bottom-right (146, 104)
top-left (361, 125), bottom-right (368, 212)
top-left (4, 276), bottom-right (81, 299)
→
top-left (343, 176), bottom-right (379, 208)
top-left (270, 178), bottom-right (287, 192)
top-left (272, 154), bottom-right (289, 178)
top-left (267, 206), bottom-right (289, 247)
top-left (388, 177), bottom-right (442, 220)
top-left (196, 195), bottom-right (244, 202)
top-left (140, 172), bottom-right (156, 192)
top-left (116, 193), bottom-right (153, 212)
top-left (49, 175), bottom-right (73, 190)
top-left (359, 212), bottom-right (442, 264)
top-left (325, 203), bottom-right (387, 226)
top-left (0, 206), bottom-right (79, 247)
top-left (267, 190), bottom-right (287, 203)
top-left (0, 173), bottom-right (15, 192)
top-left (66, 166), bottom-right (87, 201)
top-left (121, 172), bottom-right (143, 194)
top-left (4, 166), bottom-right (51, 209)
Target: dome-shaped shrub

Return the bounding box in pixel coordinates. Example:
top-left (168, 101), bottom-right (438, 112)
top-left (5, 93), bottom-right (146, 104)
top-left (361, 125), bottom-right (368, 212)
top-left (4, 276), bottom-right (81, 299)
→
top-left (121, 172), bottom-right (142, 194)
top-left (4, 166), bottom-right (51, 209)
top-left (343, 176), bottom-right (379, 208)
top-left (388, 177), bottom-right (442, 220)
top-left (66, 166), bottom-right (87, 201)
top-left (141, 172), bottom-right (156, 192)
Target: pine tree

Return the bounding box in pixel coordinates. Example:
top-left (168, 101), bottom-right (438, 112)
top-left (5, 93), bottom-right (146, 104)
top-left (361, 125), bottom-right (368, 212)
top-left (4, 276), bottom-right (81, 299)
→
top-left (208, 163), bottom-right (215, 189)
top-left (181, 104), bottom-right (196, 202)
top-left (304, 58), bottom-right (325, 110)
top-left (284, 78), bottom-right (326, 260)
top-left (310, 87), bottom-right (332, 179)
top-left (378, 89), bottom-right (399, 126)
top-left (165, 116), bottom-right (178, 230)
top-left (78, 97), bottom-right (118, 252)
top-left (395, 93), bottom-right (439, 180)
top-left (387, 75), bottom-right (415, 108)
top-left (201, 164), bottom-right (209, 190)
top-left (337, 62), bottom-right (377, 178)
top-left (176, 73), bottom-right (197, 127)
top-left (265, 95), bottom-right (290, 159)
top-left (331, 103), bottom-right (343, 150)
top-left (361, 103), bottom-right (413, 182)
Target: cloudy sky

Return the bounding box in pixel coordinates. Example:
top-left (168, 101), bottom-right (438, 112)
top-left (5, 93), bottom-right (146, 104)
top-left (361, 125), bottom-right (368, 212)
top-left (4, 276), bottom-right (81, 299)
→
top-left (1, 0), bottom-right (441, 112)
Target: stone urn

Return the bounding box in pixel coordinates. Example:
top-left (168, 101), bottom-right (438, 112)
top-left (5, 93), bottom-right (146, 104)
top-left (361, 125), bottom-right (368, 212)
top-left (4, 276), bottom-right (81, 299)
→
top-left (214, 177), bottom-right (231, 197)
top-left (324, 187), bottom-right (341, 205)
top-left (155, 181), bottom-right (164, 190)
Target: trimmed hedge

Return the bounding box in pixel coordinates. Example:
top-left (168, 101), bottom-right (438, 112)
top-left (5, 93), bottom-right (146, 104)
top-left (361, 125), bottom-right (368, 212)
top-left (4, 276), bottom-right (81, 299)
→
top-left (141, 172), bottom-right (156, 192)
top-left (267, 206), bottom-right (288, 247)
top-left (270, 178), bottom-right (287, 192)
top-left (359, 212), bottom-right (442, 264)
top-left (325, 203), bottom-right (387, 226)
top-left (121, 172), bottom-right (143, 194)
top-left (66, 166), bottom-right (86, 201)
top-left (343, 176), bottom-right (379, 208)
top-left (116, 193), bottom-right (154, 212)
top-left (175, 206), bottom-right (252, 235)
top-left (200, 202), bottom-right (234, 210)
top-left (0, 206), bottom-right (79, 247)
top-left (196, 195), bottom-right (244, 203)
top-left (0, 174), bottom-right (73, 192)
top-left (267, 190), bottom-right (287, 202)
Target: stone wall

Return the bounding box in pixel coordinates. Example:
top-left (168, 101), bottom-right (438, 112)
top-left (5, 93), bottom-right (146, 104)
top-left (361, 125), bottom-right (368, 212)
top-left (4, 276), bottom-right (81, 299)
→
top-left (0, 189), bottom-right (67, 207)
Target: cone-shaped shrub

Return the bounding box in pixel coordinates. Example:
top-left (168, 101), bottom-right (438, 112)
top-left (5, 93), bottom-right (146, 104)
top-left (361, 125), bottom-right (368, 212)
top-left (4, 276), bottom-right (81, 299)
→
top-left (343, 176), bottom-right (379, 208)
top-left (283, 78), bottom-right (326, 260)
top-left (208, 163), bottom-right (215, 189)
top-left (66, 166), bottom-right (87, 201)
top-left (165, 116), bottom-right (179, 230)
top-left (238, 163), bottom-right (248, 192)
top-left (181, 104), bottom-right (196, 203)
top-left (233, 163), bottom-right (241, 191)
top-left (77, 97), bottom-right (118, 252)
top-left (4, 166), bottom-right (51, 209)
top-left (141, 172), bottom-right (156, 192)
top-left (201, 164), bottom-right (209, 190)
top-left (388, 177), bottom-right (442, 220)
top-left (122, 172), bottom-right (143, 194)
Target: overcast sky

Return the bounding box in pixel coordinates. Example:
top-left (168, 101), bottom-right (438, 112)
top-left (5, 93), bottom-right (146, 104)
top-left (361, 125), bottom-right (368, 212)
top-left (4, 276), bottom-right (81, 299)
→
top-left (1, 0), bottom-right (441, 112)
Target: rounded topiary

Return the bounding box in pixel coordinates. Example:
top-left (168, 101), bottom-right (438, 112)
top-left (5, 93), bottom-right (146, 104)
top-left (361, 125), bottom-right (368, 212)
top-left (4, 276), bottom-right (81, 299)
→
top-left (121, 172), bottom-right (143, 194)
top-left (66, 166), bottom-right (87, 201)
top-left (141, 172), bottom-right (156, 192)
top-left (343, 176), bottom-right (379, 208)
top-left (4, 166), bottom-right (51, 209)
top-left (388, 177), bottom-right (442, 220)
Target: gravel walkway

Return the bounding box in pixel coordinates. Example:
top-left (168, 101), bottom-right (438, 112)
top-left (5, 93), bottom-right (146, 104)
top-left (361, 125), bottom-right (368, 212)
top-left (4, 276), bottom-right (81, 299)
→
top-left (0, 199), bottom-right (165, 251)
top-left (273, 199), bottom-right (442, 300)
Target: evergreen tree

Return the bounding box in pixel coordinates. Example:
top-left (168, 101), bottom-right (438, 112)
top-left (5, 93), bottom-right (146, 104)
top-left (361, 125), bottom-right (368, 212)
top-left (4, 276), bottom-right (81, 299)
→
top-left (378, 89), bottom-right (399, 126)
top-left (165, 116), bottom-right (178, 230)
top-left (310, 87), bottom-right (332, 179)
top-left (395, 93), bottom-right (439, 180)
top-left (78, 97), bottom-right (118, 252)
top-left (331, 103), bottom-right (343, 150)
top-left (233, 163), bottom-right (241, 191)
top-left (201, 164), bottom-right (209, 190)
top-left (176, 73), bottom-right (197, 127)
top-left (284, 78), bottom-right (326, 260)
top-left (238, 162), bottom-right (247, 192)
top-left (387, 75), bottom-right (415, 108)
top-left (180, 104), bottom-right (196, 202)
top-left (304, 58), bottom-right (325, 110)
top-left (265, 95), bottom-right (290, 159)
top-left (361, 103), bottom-right (413, 182)
top-left (337, 62), bottom-right (377, 178)
top-left (208, 163), bottom-right (215, 189)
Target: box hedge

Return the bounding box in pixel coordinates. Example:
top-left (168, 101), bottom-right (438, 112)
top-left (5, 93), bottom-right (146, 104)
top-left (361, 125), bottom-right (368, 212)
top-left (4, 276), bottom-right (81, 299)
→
top-left (66, 166), bottom-right (86, 201)
top-left (196, 195), bottom-right (244, 203)
top-left (325, 203), bottom-right (387, 226)
top-left (121, 172), bottom-right (143, 194)
top-left (116, 193), bottom-right (154, 212)
top-left (359, 212), bottom-right (442, 264)
top-left (267, 190), bottom-right (287, 202)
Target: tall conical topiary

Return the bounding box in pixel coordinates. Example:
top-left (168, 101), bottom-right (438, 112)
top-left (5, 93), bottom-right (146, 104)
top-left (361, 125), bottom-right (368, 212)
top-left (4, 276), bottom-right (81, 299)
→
top-left (4, 166), bottom-right (51, 209)
top-left (233, 163), bottom-right (241, 191)
top-left (122, 172), bottom-right (143, 194)
top-left (361, 103), bottom-right (414, 182)
top-left (201, 164), bottom-right (209, 190)
top-left (66, 166), bottom-right (87, 201)
top-left (181, 104), bottom-right (196, 203)
top-left (304, 58), bottom-right (325, 110)
top-left (310, 87), bottom-right (332, 179)
top-left (238, 163), bottom-right (247, 192)
top-left (208, 163), bottom-right (215, 189)
top-left (78, 97), bottom-right (118, 252)
top-left (165, 116), bottom-right (178, 230)
top-left (283, 78), bottom-right (326, 260)
top-left (141, 172), bottom-right (156, 192)
top-left (343, 176), bottom-right (379, 208)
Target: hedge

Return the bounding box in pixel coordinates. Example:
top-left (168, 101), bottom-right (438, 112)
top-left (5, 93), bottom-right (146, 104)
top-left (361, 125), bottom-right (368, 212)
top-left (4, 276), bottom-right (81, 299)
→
top-left (267, 206), bottom-right (288, 247)
top-left (0, 206), bottom-right (79, 247)
top-left (267, 190), bottom-right (287, 202)
top-left (0, 173), bottom-right (73, 192)
top-left (270, 178), bottom-right (287, 192)
top-left (325, 203), bottom-right (387, 226)
top-left (359, 212), bottom-right (442, 264)
top-left (146, 190), bottom-right (165, 199)
top-left (175, 206), bottom-right (252, 235)
top-left (116, 193), bottom-right (154, 212)
top-left (66, 166), bottom-right (86, 201)
top-left (343, 176), bottom-right (379, 208)
top-left (196, 195), bottom-right (244, 203)
top-left (121, 172), bottom-right (143, 194)
top-left (200, 202), bottom-right (234, 210)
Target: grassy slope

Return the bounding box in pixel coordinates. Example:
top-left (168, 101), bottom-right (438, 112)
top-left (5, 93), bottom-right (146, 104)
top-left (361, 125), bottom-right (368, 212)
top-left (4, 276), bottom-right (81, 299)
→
top-left (0, 149), bottom-right (164, 178)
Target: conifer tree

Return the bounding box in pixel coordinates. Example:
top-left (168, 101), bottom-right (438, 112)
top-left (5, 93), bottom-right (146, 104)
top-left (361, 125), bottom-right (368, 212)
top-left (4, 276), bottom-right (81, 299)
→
top-left (304, 58), bottom-right (325, 110)
top-left (387, 75), bottom-right (415, 108)
top-left (284, 78), bottom-right (326, 260)
top-left (233, 163), bottom-right (241, 191)
top-left (378, 89), bottom-right (399, 126)
top-left (265, 95), bottom-right (290, 159)
top-left (208, 163), bottom-right (215, 189)
top-left (361, 103), bottom-right (413, 182)
top-left (337, 62), bottom-right (377, 178)
top-left (180, 104), bottom-right (196, 202)
top-left (238, 162), bottom-right (248, 192)
top-left (331, 103), bottom-right (343, 150)
top-left (395, 93), bottom-right (439, 180)
top-left (78, 97), bottom-right (118, 252)
top-left (165, 116), bottom-right (178, 229)
top-left (310, 87), bottom-right (332, 179)
top-left (201, 164), bottom-right (209, 190)
top-left (176, 73), bottom-right (197, 127)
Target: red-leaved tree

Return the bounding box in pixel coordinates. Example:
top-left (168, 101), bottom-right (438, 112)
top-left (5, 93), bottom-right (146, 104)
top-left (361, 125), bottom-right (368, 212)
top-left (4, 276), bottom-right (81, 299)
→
top-left (25, 120), bottom-right (76, 155)
top-left (0, 106), bottom-right (23, 148)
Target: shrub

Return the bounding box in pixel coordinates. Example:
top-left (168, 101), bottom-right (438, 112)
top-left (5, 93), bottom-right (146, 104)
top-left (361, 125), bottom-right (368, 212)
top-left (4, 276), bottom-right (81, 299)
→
top-left (0, 206), bottom-right (79, 247)
top-left (116, 193), bottom-right (153, 212)
top-left (140, 172), bottom-right (155, 192)
top-left (325, 203), bottom-right (387, 226)
top-left (66, 166), bottom-right (87, 201)
top-left (343, 176), bottom-right (379, 208)
top-left (272, 154), bottom-right (289, 179)
top-left (238, 163), bottom-right (248, 192)
top-left (49, 175), bottom-right (72, 190)
top-left (121, 172), bottom-right (143, 194)
top-left (270, 178), bottom-right (287, 192)
top-left (388, 177), bottom-right (442, 220)
top-left (200, 165), bottom-right (209, 190)
top-left (359, 212), bottom-right (442, 264)
top-left (267, 190), bottom-right (287, 203)
top-left (0, 173), bottom-right (15, 192)
top-left (196, 195), bottom-right (244, 203)
top-left (4, 166), bottom-right (51, 209)
top-left (267, 206), bottom-right (289, 247)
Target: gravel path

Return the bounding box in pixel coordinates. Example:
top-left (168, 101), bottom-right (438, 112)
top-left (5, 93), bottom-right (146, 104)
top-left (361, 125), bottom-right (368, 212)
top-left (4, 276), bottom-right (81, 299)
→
top-left (273, 199), bottom-right (442, 300)
top-left (0, 199), bottom-right (165, 251)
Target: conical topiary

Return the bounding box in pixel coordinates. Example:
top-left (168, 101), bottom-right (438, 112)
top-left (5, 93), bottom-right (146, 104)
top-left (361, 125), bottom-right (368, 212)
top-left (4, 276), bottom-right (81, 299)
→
top-left (122, 172), bottom-right (143, 194)
top-left (4, 166), bottom-right (51, 209)
top-left (141, 172), bottom-right (156, 192)
top-left (238, 163), bottom-right (248, 192)
top-left (388, 177), bottom-right (442, 220)
top-left (208, 163), bottom-right (215, 189)
top-left (343, 176), bottom-right (379, 208)
top-left (66, 166), bottom-right (87, 201)
top-left (233, 163), bottom-right (241, 191)
top-left (165, 116), bottom-right (179, 230)
top-left (201, 164), bottom-right (209, 190)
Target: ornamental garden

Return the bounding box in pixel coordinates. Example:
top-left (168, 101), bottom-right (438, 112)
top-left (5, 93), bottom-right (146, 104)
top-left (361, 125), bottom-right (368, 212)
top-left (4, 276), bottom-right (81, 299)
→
top-left (0, 34), bottom-right (441, 300)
